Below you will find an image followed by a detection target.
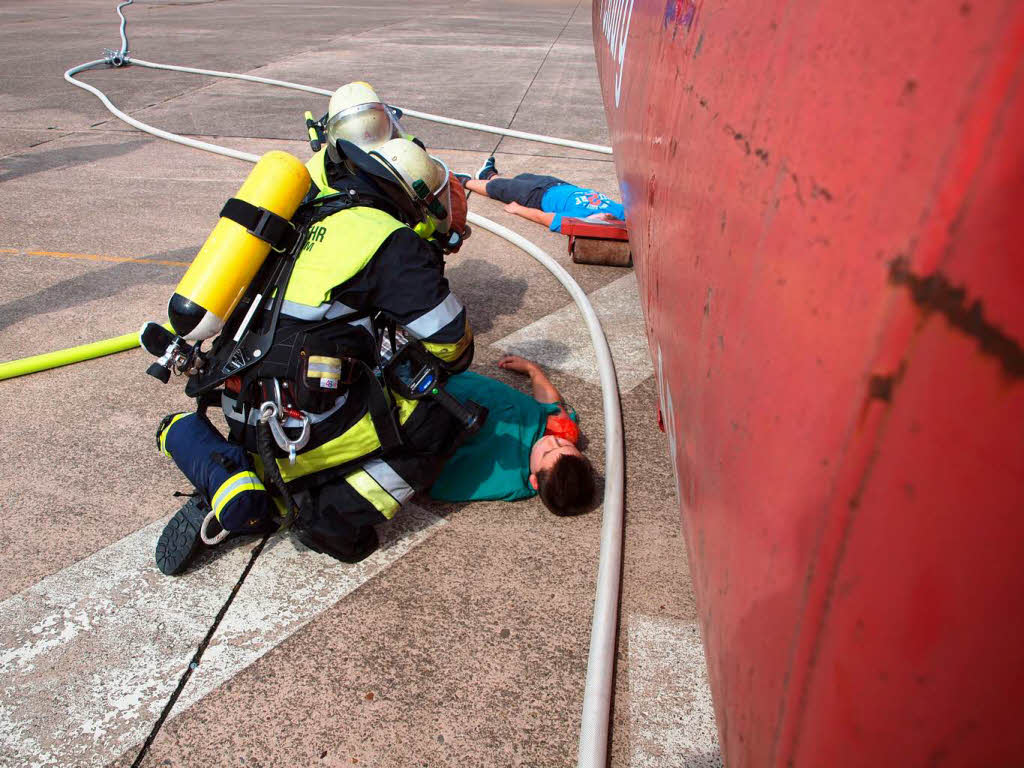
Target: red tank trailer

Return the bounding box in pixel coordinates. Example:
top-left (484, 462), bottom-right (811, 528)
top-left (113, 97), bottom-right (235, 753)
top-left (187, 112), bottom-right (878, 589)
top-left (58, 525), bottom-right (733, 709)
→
top-left (593, 0), bottom-right (1024, 765)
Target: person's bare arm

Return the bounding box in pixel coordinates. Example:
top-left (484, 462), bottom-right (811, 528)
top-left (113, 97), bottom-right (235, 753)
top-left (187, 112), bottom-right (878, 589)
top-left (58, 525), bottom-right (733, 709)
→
top-left (504, 201), bottom-right (556, 228)
top-left (498, 354), bottom-right (561, 404)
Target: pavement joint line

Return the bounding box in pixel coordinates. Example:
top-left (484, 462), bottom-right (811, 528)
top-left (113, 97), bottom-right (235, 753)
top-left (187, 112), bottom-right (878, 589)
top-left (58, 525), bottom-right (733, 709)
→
top-left (84, 129), bottom-right (309, 143)
top-left (435, 147), bottom-right (616, 162)
top-left (2, 248), bottom-right (191, 267)
top-left (90, 14), bottom-right (418, 137)
top-left (25, 135), bottom-right (66, 151)
top-left (71, 14), bottom-right (609, 164)
top-left (84, 58), bottom-right (277, 132)
top-left (38, 127), bottom-right (614, 161)
top-left (131, 533), bottom-right (272, 768)
top-left (0, 506), bottom-right (446, 766)
top-left (492, 0), bottom-right (583, 156)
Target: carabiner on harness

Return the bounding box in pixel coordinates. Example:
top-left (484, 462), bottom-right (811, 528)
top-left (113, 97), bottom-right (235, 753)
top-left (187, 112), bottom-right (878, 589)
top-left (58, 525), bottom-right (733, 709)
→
top-left (259, 400), bottom-right (311, 464)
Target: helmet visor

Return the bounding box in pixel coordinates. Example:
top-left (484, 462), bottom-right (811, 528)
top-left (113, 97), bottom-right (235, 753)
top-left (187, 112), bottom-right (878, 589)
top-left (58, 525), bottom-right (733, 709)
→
top-left (423, 156), bottom-right (452, 234)
top-left (325, 102), bottom-right (400, 151)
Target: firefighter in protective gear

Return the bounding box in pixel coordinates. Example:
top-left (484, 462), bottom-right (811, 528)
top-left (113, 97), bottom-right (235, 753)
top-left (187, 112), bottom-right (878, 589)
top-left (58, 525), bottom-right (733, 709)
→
top-left (371, 137), bottom-right (454, 237)
top-left (209, 135), bottom-right (475, 565)
top-left (152, 102), bottom-right (473, 573)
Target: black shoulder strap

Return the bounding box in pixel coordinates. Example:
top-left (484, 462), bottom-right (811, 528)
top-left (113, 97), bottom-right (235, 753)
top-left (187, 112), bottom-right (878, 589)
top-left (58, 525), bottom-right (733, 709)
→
top-left (298, 188), bottom-right (411, 230)
top-left (220, 198), bottom-right (299, 253)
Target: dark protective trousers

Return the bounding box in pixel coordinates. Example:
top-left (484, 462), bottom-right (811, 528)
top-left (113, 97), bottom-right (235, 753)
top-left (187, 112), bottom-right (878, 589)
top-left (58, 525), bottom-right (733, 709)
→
top-left (162, 412), bottom-right (277, 534)
top-left (484, 173), bottom-right (566, 208)
top-left (292, 397), bottom-right (464, 559)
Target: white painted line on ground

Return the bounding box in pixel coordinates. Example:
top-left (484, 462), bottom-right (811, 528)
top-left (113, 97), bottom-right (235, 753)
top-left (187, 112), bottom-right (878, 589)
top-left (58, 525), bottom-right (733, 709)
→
top-left (0, 506), bottom-right (443, 768)
top-left (491, 272), bottom-right (654, 393)
top-left (172, 506), bottom-right (442, 715)
top-left (627, 615), bottom-right (722, 768)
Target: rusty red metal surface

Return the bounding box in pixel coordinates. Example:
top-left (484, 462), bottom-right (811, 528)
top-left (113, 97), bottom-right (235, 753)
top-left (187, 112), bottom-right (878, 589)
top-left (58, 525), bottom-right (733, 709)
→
top-left (593, 1), bottom-right (1024, 765)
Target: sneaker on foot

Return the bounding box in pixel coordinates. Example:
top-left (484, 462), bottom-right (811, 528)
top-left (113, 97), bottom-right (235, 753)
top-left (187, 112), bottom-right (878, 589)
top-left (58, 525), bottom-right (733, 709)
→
top-left (476, 156), bottom-right (498, 181)
top-left (155, 495), bottom-right (209, 576)
top-left (453, 172), bottom-right (471, 188)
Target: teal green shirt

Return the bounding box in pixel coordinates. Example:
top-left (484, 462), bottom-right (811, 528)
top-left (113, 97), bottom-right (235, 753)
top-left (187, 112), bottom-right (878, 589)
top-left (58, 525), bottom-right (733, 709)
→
top-left (429, 372), bottom-right (564, 502)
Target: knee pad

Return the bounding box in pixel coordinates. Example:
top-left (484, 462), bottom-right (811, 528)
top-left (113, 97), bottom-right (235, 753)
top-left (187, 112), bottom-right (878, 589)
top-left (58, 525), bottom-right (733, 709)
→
top-left (158, 412), bottom-right (275, 534)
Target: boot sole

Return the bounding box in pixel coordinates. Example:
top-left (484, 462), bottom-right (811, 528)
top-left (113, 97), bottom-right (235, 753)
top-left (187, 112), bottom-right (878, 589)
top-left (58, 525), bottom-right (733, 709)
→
top-left (155, 498), bottom-right (208, 576)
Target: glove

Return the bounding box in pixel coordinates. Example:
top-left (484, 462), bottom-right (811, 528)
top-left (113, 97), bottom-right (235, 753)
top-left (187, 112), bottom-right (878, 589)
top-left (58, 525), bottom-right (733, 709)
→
top-left (447, 170), bottom-right (468, 238)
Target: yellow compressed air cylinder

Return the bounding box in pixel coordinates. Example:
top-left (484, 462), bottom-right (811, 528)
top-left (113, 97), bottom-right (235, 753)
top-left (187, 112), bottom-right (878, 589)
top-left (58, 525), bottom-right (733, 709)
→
top-left (169, 150), bottom-right (311, 341)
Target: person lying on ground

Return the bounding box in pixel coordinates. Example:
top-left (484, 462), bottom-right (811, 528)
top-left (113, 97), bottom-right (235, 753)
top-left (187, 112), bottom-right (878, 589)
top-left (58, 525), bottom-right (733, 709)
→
top-left (429, 354), bottom-right (596, 515)
top-left (455, 157), bottom-right (626, 234)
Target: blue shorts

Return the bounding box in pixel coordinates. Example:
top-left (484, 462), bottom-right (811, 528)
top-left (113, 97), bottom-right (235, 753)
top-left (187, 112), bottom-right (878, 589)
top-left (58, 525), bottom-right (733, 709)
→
top-left (484, 173), bottom-right (566, 209)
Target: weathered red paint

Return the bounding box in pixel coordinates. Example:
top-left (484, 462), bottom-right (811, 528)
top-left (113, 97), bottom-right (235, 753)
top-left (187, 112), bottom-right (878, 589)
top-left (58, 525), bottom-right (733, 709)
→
top-left (593, 1), bottom-right (1024, 765)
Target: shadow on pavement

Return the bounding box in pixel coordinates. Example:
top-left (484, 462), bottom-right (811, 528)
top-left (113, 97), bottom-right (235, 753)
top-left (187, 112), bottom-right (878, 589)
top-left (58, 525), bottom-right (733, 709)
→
top-left (0, 247), bottom-right (194, 334)
top-left (446, 257), bottom-right (527, 334)
top-left (0, 138), bottom-right (151, 183)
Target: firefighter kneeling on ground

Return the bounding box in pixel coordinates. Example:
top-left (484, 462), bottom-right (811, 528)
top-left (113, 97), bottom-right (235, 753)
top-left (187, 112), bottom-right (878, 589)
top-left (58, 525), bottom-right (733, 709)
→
top-left (153, 82), bottom-right (473, 575)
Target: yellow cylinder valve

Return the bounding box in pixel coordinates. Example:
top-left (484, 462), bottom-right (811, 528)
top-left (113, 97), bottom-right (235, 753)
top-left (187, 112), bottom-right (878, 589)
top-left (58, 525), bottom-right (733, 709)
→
top-left (169, 150), bottom-right (311, 341)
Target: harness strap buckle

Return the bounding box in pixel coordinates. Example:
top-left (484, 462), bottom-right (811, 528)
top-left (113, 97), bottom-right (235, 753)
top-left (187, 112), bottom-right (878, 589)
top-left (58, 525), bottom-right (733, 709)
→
top-left (220, 197), bottom-right (299, 253)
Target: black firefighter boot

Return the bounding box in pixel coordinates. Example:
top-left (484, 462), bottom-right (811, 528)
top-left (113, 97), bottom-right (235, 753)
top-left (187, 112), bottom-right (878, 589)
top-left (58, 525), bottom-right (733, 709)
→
top-left (155, 495), bottom-right (218, 576)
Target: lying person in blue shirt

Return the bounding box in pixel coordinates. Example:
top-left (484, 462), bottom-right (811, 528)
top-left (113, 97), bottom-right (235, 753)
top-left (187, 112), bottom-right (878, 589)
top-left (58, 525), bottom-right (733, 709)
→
top-left (457, 157), bottom-right (626, 234)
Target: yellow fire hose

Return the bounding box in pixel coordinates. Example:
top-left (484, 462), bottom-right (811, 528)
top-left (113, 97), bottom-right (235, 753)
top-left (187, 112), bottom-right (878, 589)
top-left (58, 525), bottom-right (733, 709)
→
top-left (0, 325), bottom-right (167, 382)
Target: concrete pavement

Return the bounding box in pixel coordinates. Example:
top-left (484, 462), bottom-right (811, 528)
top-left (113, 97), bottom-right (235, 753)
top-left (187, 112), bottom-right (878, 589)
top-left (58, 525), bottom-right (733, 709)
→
top-left (0, 1), bottom-right (718, 765)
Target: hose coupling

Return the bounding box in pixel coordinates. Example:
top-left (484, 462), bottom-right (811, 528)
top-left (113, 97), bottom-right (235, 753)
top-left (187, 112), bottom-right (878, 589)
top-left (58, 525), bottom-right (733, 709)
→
top-left (103, 49), bottom-right (129, 67)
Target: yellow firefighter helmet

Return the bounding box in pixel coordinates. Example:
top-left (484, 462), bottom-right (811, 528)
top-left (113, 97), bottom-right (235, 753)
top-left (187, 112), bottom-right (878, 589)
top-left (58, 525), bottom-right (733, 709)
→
top-left (325, 81), bottom-right (402, 151)
top-left (370, 137), bottom-right (453, 234)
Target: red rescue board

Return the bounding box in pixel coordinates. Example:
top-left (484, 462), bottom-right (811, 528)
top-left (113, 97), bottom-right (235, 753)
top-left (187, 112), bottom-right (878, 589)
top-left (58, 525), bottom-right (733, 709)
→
top-left (559, 217), bottom-right (629, 241)
top-left (562, 217), bottom-right (632, 266)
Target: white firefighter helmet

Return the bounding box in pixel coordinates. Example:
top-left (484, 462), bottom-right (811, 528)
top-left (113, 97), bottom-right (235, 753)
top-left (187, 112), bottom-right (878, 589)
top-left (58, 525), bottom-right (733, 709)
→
top-left (370, 138), bottom-right (453, 234)
top-left (325, 81), bottom-right (401, 151)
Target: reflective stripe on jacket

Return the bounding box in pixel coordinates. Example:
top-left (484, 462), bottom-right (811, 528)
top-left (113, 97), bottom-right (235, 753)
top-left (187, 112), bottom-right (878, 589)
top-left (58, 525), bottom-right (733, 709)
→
top-left (251, 392), bottom-right (419, 484)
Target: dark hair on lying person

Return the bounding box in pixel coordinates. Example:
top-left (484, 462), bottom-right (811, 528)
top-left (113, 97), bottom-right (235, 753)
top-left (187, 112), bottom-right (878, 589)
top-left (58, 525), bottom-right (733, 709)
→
top-left (536, 453), bottom-right (596, 516)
